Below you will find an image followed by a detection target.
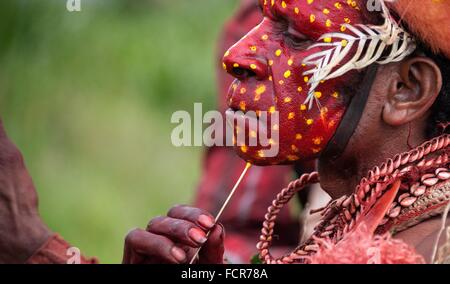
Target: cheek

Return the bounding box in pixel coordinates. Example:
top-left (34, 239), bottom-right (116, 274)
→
top-left (270, 53), bottom-right (349, 162)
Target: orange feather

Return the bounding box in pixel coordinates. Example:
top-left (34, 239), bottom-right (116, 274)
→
top-left (390, 0), bottom-right (450, 58)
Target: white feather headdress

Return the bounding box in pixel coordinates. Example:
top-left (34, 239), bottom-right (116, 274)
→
top-left (302, 0), bottom-right (416, 109)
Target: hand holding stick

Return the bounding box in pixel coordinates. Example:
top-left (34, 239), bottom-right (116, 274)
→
top-left (189, 162), bottom-right (252, 264)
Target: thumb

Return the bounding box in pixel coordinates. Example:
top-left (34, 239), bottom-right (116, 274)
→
top-left (199, 223), bottom-right (225, 264)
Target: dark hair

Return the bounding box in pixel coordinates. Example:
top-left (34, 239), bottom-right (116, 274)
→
top-left (423, 47), bottom-right (450, 137)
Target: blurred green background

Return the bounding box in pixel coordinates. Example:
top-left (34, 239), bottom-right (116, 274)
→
top-left (0, 0), bottom-right (239, 263)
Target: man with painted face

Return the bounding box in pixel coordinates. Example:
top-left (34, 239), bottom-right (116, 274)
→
top-left (124, 0), bottom-right (450, 264)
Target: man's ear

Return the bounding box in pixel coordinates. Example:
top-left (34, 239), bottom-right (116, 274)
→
top-left (382, 56), bottom-right (442, 126)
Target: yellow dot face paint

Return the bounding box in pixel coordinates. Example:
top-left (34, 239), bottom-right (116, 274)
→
top-left (288, 112), bottom-right (295, 120)
top-left (284, 70), bottom-right (291, 78)
top-left (255, 85), bottom-right (266, 96)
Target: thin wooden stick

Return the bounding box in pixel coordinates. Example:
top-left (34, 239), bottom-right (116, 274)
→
top-left (189, 162), bottom-right (252, 264)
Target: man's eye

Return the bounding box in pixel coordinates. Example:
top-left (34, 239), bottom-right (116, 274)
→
top-left (283, 27), bottom-right (309, 48)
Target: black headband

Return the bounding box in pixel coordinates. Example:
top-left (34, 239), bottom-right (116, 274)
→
top-left (321, 64), bottom-right (379, 160)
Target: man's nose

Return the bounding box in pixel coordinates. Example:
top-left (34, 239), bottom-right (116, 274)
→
top-left (223, 44), bottom-right (269, 81)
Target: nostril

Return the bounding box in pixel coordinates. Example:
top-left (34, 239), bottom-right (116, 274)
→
top-left (233, 67), bottom-right (245, 76)
top-left (232, 67), bottom-right (256, 79)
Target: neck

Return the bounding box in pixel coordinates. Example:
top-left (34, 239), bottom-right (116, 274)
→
top-left (318, 123), bottom-right (429, 200)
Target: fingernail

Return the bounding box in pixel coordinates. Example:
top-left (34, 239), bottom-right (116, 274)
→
top-left (198, 214), bottom-right (215, 229)
top-left (171, 246), bottom-right (186, 263)
top-left (189, 228), bottom-right (207, 244)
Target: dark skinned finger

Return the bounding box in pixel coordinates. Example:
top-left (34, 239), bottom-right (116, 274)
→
top-left (122, 228), bottom-right (187, 264)
top-left (198, 223), bottom-right (225, 264)
top-left (147, 216), bottom-right (207, 247)
top-left (167, 205), bottom-right (216, 231)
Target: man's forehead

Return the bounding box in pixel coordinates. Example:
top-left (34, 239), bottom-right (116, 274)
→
top-left (260, 0), bottom-right (361, 12)
top-left (260, 0), bottom-right (366, 37)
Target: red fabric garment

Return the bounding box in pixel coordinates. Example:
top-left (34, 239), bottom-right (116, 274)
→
top-left (26, 234), bottom-right (98, 264)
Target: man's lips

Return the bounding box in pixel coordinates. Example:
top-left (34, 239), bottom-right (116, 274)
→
top-left (225, 108), bottom-right (270, 142)
top-left (225, 107), bottom-right (261, 128)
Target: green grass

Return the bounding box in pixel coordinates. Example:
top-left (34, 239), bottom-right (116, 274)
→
top-left (0, 0), bottom-right (239, 263)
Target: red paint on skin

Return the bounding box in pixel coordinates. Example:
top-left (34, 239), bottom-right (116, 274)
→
top-left (222, 0), bottom-right (369, 165)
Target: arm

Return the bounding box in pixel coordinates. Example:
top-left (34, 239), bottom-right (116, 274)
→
top-left (0, 118), bottom-right (96, 264)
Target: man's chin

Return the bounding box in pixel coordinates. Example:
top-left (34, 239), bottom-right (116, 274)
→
top-left (232, 146), bottom-right (295, 166)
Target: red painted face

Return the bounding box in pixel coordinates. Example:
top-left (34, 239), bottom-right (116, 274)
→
top-left (223, 0), bottom-right (367, 165)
